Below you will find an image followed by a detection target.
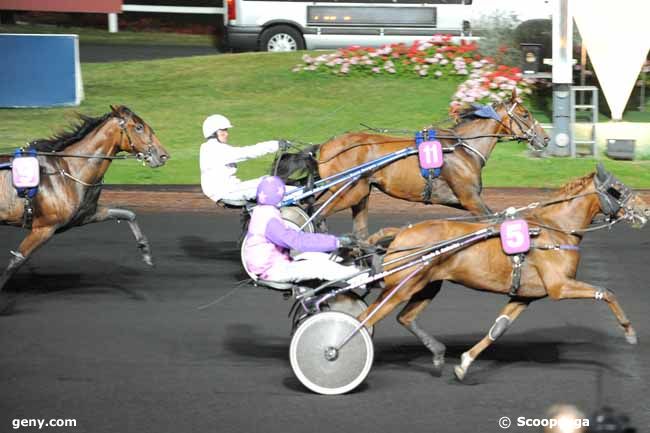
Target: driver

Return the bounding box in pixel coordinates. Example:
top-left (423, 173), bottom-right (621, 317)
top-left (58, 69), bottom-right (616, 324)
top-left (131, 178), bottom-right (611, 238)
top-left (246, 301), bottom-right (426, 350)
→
top-left (199, 114), bottom-right (280, 203)
top-left (243, 176), bottom-right (366, 284)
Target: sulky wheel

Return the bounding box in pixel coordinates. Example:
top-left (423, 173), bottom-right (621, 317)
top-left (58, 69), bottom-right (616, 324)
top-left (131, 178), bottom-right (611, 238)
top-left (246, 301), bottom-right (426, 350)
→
top-left (290, 311), bottom-right (374, 395)
top-left (280, 205), bottom-right (314, 233)
top-left (327, 293), bottom-right (373, 336)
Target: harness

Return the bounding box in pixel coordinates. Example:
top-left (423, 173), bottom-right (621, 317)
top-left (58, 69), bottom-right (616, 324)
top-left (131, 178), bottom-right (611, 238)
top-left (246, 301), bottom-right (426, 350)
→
top-left (415, 129), bottom-right (442, 203)
top-left (0, 148), bottom-right (40, 228)
top-left (504, 169), bottom-right (639, 296)
top-left (0, 112), bottom-right (155, 229)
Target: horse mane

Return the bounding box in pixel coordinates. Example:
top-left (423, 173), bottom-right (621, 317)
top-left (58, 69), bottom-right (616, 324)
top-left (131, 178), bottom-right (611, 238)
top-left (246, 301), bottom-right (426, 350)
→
top-left (555, 172), bottom-right (595, 197)
top-left (28, 112), bottom-right (113, 152)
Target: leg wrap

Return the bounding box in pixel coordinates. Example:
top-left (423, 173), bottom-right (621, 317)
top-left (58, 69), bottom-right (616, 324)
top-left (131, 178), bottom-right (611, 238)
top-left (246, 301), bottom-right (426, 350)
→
top-left (406, 321), bottom-right (445, 357)
top-left (488, 315), bottom-right (512, 341)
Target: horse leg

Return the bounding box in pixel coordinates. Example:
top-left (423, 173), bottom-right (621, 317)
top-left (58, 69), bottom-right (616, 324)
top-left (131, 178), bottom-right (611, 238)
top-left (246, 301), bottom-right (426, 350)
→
top-left (542, 275), bottom-right (637, 344)
top-left (0, 227), bottom-right (56, 292)
top-left (454, 300), bottom-right (529, 381)
top-left (366, 227), bottom-right (402, 245)
top-left (351, 195), bottom-right (370, 239)
top-left (318, 181), bottom-right (370, 237)
top-left (396, 281), bottom-right (445, 372)
top-left (85, 207), bottom-right (154, 266)
top-left (449, 181), bottom-right (492, 215)
top-left (454, 187), bottom-right (492, 215)
top-left (357, 273), bottom-right (429, 330)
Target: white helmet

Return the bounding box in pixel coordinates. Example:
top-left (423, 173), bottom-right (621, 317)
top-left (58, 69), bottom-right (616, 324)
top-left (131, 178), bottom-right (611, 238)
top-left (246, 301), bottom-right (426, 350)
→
top-left (202, 114), bottom-right (233, 139)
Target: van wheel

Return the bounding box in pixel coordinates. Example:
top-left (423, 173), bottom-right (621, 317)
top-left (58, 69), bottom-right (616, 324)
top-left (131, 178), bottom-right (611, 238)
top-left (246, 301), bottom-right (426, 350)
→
top-left (260, 25), bottom-right (305, 52)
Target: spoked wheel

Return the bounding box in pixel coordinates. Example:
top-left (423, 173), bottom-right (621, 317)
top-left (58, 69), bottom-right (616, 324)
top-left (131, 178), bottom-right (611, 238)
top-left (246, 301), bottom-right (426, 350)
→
top-left (290, 311), bottom-right (374, 395)
top-left (327, 293), bottom-right (373, 336)
top-left (280, 205), bottom-right (314, 233)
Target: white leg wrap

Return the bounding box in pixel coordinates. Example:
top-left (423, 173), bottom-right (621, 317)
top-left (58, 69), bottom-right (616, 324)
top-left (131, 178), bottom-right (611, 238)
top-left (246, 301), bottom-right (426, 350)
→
top-left (460, 352), bottom-right (474, 370)
top-left (10, 250), bottom-right (25, 260)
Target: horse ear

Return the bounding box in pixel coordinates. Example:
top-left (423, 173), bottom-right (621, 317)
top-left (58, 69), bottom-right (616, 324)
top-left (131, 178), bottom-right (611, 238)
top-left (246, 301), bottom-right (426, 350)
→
top-left (110, 105), bottom-right (119, 115)
top-left (510, 88), bottom-right (517, 102)
top-left (596, 162), bottom-right (608, 181)
top-left (449, 105), bottom-right (461, 123)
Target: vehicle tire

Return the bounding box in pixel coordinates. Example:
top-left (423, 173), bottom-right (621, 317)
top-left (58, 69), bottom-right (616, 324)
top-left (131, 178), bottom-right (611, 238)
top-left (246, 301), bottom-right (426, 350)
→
top-left (290, 311), bottom-right (374, 395)
top-left (260, 25), bottom-right (305, 52)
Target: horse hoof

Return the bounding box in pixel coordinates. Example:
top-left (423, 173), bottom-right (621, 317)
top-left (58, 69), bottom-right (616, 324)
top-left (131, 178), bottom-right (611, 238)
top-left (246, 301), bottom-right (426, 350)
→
top-left (0, 293), bottom-right (16, 316)
top-left (143, 255), bottom-right (154, 267)
top-left (433, 354), bottom-right (446, 372)
top-left (454, 365), bottom-right (466, 381)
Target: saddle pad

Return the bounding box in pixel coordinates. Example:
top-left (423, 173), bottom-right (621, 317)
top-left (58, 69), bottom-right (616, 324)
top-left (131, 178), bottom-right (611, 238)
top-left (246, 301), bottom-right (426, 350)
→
top-left (12, 156), bottom-right (40, 188)
top-left (418, 140), bottom-right (443, 169)
top-left (500, 219), bottom-right (530, 254)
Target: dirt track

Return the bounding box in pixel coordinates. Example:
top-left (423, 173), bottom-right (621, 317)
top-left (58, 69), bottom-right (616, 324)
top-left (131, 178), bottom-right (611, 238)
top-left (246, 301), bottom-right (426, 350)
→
top-left (99, 185), bottom-right (650, 216)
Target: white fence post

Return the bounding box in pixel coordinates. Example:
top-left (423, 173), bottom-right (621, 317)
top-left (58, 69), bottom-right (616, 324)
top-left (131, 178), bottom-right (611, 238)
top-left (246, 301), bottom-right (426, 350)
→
top-left (108, 13), bottom-right (119, 33)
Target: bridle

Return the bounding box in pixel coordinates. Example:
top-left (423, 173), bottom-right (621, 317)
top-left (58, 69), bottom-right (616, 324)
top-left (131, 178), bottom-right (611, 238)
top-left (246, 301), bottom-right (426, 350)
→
top-left (593, 171), bottom-right (644, 223)
top-left (500, 101), bottom-right (545, 150)
top-left (117, 114), bottom-right (156, 165)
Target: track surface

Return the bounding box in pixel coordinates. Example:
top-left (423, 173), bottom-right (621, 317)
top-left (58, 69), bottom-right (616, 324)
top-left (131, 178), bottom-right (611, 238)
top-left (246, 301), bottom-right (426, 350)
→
top-left (1, 211), bottom-right (649, 433)
top-left (79, 43), bottom-right (218, 63)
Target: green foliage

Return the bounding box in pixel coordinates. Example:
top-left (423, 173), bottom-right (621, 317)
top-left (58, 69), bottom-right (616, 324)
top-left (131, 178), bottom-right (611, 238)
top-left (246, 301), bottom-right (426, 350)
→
top-left (474, 12), bottom-right (521, 67)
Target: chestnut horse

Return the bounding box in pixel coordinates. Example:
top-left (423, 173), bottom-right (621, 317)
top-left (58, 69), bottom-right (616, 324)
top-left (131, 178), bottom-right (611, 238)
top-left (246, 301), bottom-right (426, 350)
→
top-left (361, 164), bottom-right (648, 381)
top-left (0, 105), bottom-right (169, 293)
top-left (275, 92), bottom-right (549, 237)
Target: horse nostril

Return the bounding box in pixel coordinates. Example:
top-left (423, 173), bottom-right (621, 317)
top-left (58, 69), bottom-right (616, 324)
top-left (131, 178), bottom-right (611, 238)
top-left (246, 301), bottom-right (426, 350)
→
top-left (160, 155), bottom-right (169, 161)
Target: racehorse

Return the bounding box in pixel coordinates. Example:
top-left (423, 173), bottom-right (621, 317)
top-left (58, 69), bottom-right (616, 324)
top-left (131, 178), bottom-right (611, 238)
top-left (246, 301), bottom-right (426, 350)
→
top-left (0, 105), bottom-right (169, 293)
top-left (274, 91), bottom-right (549, 237)
top-left (360, 164), bottom-right (649, 381)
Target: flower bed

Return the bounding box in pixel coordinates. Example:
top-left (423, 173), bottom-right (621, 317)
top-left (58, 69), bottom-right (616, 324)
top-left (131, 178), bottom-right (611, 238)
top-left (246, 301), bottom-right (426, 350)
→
top-left (293, 35), bottom-right (535, 108)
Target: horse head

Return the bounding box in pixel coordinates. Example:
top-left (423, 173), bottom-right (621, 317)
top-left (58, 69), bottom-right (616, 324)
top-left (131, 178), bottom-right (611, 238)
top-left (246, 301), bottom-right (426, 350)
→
top-left (594, 163), bottom-right (648, 228)
top-left (497, 89), bottom-right (550, 151)
top-left (110, 105), bottom-right (170, 168)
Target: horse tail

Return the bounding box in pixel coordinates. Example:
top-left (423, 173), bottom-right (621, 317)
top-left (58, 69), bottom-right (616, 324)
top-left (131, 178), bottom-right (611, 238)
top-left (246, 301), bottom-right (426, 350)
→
top-left (271, 144), bottom-right (321, 188)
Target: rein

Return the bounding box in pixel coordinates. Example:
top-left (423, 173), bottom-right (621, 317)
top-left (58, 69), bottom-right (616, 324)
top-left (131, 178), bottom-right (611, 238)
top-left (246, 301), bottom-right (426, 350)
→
top-left (384, 187), bottom-right (634, 255)
top-left (0, 151), bottom-right (134, 161)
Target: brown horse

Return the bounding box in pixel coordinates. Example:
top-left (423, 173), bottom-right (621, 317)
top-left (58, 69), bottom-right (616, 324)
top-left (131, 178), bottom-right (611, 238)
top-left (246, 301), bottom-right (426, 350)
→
top-left (275, 91), bottom-right (549, 237)
top-left (0, 105), bottom-right (169, 293)
top-left (361, 164), bottom-right (648, 381)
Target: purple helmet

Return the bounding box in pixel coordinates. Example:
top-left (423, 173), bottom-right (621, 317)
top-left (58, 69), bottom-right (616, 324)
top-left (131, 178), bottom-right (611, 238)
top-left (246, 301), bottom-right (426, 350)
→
top-left (256, 176), bottom-right (285, 206)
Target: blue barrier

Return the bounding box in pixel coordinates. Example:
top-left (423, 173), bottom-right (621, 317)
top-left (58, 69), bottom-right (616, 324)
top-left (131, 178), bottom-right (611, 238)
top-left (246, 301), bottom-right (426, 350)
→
top-left (0, 34), bottom-right (84, 108)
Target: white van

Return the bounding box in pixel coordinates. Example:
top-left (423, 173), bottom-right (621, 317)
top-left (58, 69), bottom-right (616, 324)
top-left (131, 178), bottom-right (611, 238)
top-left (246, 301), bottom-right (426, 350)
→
top-left (224, 0), bottom-right (475, 52)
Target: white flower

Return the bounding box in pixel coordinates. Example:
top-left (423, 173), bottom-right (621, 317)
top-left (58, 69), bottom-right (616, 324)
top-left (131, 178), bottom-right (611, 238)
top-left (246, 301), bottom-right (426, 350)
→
top-left (435, 71), bottom-right (443, 77)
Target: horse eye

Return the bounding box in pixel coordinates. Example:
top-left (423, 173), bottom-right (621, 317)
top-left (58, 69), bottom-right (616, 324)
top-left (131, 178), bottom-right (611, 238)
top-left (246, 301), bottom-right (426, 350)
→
top-left (135, 124), bottom-right (144, 133)
top-left (523, 112), bottom-right (530, 119)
